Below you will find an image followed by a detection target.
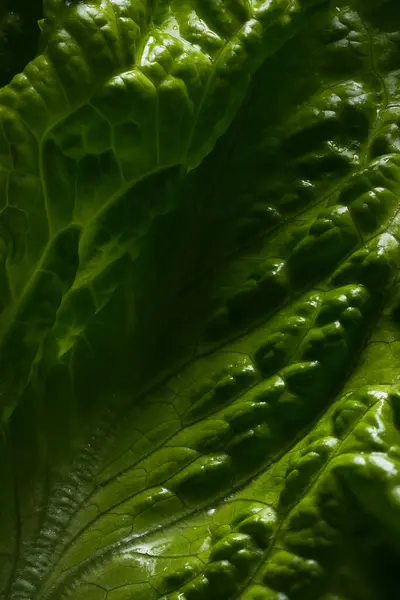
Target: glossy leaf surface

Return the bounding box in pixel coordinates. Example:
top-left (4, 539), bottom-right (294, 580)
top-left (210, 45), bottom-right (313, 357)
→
top-left (1, 1), bottom-right (400, 599)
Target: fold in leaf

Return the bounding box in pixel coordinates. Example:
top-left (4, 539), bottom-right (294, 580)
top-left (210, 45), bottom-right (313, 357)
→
top-left (1, 2), bottom-right (400, 600)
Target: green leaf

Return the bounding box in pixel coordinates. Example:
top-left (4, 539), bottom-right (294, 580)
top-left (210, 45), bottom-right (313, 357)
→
top-left (1, 1), bottom-right (400, 599)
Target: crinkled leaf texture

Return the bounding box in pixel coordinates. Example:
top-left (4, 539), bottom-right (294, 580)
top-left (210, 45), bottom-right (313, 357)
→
top-left (1, 0), bottom-right (400, 599)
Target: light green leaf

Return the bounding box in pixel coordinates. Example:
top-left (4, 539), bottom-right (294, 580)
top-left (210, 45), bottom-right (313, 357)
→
top-left (1, 1), bottom-right (400, 599)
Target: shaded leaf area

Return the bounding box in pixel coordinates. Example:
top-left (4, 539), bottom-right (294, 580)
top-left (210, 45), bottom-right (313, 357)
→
top-left (0, 1), bottom-right (400, 600)
top-left (0, 0), bottom-right (43, 86)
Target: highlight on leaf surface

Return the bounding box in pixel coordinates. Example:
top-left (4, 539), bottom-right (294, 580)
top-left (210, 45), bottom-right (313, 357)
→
top-left (1, 1), bottom-right (400, 599)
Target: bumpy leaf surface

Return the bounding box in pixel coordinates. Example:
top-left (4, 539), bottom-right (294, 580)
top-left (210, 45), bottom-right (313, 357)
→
top-left (1, 1), bottom-right (400, 599)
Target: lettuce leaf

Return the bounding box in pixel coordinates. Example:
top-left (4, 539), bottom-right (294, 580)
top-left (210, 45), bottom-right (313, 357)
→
top-left (1, 1), bottom-right (400, 599)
